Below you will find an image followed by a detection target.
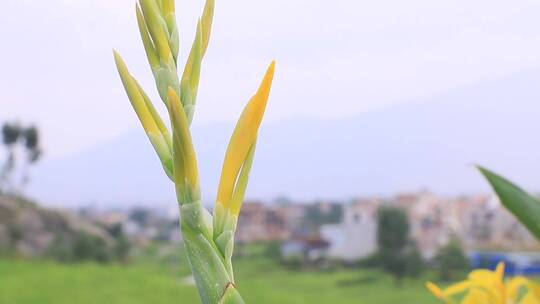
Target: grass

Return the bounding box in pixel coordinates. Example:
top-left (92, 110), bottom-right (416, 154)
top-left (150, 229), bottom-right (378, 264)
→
top-left (236, 259), bottom-right (438, 304)
top-left (0, 252), bottom-right (439, 304)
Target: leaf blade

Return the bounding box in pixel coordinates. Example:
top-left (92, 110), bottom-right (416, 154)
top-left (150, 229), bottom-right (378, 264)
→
top-left (478, 166), bottom-right (540, 240)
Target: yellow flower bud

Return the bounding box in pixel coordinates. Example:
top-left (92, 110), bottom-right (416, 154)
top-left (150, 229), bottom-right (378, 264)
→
top-left (216, 61), bottom-right (275, 214)
top-left (167, 87), bottom-right (199, 201)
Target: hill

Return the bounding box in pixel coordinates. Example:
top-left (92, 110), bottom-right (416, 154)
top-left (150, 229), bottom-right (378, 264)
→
top-left (29, 70), bottom-right (540, 207)
top-left (0, 195), bottom-right (117, 261)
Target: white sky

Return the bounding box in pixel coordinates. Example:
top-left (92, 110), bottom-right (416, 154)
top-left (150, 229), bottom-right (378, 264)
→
top-left (1, 0), bottom-right (540, 159)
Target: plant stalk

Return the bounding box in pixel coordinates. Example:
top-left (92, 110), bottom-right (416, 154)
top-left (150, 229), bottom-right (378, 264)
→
top-left (180, 200), bottom-right (245, 304)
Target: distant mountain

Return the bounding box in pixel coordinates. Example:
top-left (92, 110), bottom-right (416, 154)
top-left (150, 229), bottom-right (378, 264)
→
top-left (29, 70), bottom-right (540, 207)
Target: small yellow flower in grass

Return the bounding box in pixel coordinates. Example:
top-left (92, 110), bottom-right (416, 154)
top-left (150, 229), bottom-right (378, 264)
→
top-left (426, 281), bottom-right (445, 299)
top-left (427, 262), bottom-right (540, 304)
top-left (216, 61), bottom-right (276, 216)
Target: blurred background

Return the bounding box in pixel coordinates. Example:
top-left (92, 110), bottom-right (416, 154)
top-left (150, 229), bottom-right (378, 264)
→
top-left (1, 0), bottom-right (539, 303)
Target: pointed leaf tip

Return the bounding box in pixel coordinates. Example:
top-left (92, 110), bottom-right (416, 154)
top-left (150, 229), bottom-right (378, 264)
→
top-left (255, 61), bottom-right (276, 102)
top-left (478, 166), bottom-right (540, 240)
top-left (201, 0), bottom-right (215, 55)
top-left (263, 60), bottom-right (276, 86)
top-left (113, 50), bottom-right (122, 64)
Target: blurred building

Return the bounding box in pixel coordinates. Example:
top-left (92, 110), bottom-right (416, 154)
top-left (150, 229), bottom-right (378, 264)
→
top-left (320, 199), bottom-right (379, 261)
top-left (281, 236), bottom-right (330, 261)
top-left (316, 191), bottom-right (538, 262)
top-left (462, 196), bottom-right (538, 250)
top-left (235, 202), bottom-right (290, 243)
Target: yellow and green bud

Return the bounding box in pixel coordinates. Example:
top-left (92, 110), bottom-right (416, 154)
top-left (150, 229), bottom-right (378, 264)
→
top-left (216, 61), bottom-right (275, 216)
top-left (113, 51), bottom-right (173, 179)
top-left (166, 87), bottom-right (200, 203)
top-left (201, 0), bottom-right (214, 55)
top-left (136, 4), bottom-right (160, 72)
top-left (138, 0), bottom-right (172, 64)
top-left (160, 0), bottom-right (179, 63)
top-left (180, 20), bottom-right (203, 123)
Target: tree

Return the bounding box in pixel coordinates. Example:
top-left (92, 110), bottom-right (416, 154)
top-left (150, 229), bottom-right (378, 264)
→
top-left (107, 223), bottom-right (131, 262)
top-left (303, 203), bottom-right (343, 227)
top-left (1, 123), bottom-right (21, 191)
top-left (435, 239), bottom-right (469, 281)
top-left (404, 242), bottom-right (424, 278)
top-left (377, 206), bottom-right (410, 283)
top-left (0, 122), bottom-right (42, 193)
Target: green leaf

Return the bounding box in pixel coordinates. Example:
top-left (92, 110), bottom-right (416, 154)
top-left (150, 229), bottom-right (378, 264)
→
top-left (478, 166), bottom-right (540, 240)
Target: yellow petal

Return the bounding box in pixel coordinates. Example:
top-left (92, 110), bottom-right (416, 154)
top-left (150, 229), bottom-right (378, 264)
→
top-left (494, 262), bottom-right (506, 300)
top-left (468, 269), bottom-right (498, 284)
top-left (507, 276), bottom-right (531, 301)
top-left (425, 282), bottom-right (445, 299)
top-left (495, 262), bottom-right (505, 281)
top-left (443, 280), bottom-right (473, 297)
top-left (216, 61), bottom-right (275, 210)
top-left (521, 292), bottom-right (540, 304)
top-left (533, 284), bottom-right (540, 299)
top-left (462, 288), bottom-right (491, 304)
top-left (468, 269), bottom-right (503, 303)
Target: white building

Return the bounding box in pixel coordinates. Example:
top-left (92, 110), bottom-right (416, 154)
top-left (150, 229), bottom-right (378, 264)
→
top-left (320, 200), bottom-right (378, 262)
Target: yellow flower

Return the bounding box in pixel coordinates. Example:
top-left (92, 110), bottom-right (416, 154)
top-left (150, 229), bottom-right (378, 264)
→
top-left (427, 262), bottom-right (540, 304)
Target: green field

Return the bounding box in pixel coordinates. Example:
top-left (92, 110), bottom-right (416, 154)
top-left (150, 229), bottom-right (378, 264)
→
top-left (0, 254), bottom-right (438, 304)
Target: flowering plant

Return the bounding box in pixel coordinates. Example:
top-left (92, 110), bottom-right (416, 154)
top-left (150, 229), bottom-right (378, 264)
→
top-left (427, 263), bottom-right (540, 304)
top-left (114, 1), bottom-right (275, 303)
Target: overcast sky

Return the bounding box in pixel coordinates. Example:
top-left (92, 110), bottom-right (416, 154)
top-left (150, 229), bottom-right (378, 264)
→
top-left (1, 0), bottom-right (540, 160)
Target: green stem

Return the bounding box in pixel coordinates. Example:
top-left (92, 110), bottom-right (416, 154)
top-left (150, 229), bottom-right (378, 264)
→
top-left (219, 284), bottom-right (245, 304)
top-left (180, 201), bottom-right (245, 304)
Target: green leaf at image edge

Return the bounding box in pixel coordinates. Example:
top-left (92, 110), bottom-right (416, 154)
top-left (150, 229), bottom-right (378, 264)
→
top-left (478, 166), bottom-right (540, 240)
